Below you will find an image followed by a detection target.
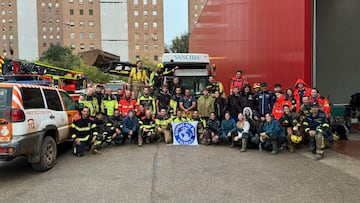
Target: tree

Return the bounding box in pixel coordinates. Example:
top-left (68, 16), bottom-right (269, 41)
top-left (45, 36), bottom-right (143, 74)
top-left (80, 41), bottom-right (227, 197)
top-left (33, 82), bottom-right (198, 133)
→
top-left (40, 44), bottom-right (82, 69)
top-left (38, 45), bottom-right (112, 84)
top-left (168, 32), bottom-right (189, 53)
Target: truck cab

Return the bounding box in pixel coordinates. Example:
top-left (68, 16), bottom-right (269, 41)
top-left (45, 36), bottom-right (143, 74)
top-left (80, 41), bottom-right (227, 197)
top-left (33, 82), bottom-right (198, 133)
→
top-left (162, 53), bottom-right (214, 97)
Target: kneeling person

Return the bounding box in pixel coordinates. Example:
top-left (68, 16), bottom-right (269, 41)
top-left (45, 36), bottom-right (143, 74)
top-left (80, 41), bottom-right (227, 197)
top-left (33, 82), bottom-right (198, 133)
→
top-left (155, 108), bottom-right (173, 143)
top-left (139, 110), bottom-right (156, 146)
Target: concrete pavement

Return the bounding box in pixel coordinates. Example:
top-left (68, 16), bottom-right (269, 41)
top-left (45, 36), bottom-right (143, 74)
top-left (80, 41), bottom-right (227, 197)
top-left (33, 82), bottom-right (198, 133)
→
top-left (0, 142), bottom-right (359, 203)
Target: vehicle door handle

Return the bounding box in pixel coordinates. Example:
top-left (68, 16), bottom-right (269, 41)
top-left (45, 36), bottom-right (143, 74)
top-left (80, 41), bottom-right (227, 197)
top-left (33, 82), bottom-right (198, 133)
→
top-left (50, 115), bottom-right (55, 119)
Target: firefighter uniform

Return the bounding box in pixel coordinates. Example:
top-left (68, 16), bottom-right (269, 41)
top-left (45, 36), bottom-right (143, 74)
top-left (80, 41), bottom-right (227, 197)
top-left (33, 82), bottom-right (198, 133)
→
top-left (129, 68), bottom-right (147, 99)
top-left (71, 117), bottom-right (97, 156)
top-left (303, 111), bottom-right (329, 158)
top-left (79, 95), bottom-right (101, 117)
top-left (155, 115), bottom-right (173, 144)
top-left (137, 95), bottom-right (156, 115)
top-left (139, 116), bottom-right (156, 146)
top-left (94, 117), bottom-right (117, 146)
top-left (190, 117), bottom-right (207, 140)
top-left (103, 95), bottom-right (119, 117)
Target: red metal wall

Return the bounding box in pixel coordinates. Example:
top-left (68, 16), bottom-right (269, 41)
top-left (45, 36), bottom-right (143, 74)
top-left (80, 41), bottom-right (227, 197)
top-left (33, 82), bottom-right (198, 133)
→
top-left (189, 0), bottom-right (313, 94)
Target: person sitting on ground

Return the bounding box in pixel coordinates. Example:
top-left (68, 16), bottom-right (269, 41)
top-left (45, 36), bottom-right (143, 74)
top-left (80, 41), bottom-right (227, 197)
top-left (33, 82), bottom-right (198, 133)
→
top-left (201, 112), bottom-right (221, 145)
top-left (122, 110), bottom-right (140, 144)
top-left (220, 111), bottom-right (236, 144)
top-left (259, 113), bottom-right (283, 155)
top-left (278, 105), bottom-right (301, 153)
top-left (155, 108), bottom-right (173, 144)
top-left (231, 113), bottom-right (250, 152)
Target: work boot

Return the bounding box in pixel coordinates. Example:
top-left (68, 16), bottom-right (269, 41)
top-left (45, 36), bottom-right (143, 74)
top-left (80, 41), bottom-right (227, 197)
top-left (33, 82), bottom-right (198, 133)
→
top-left (90, 145), bottom-right (101, 154)
top-left (270, 140), bottom-right (278, 155)
top-left (145, 137), bottom-right (150, 144)
top-left (240, 138), bottom-right (248, 152)
top-left (288, 142), bottom-right (294, 153)
top-left (138, 134), bottom-right (143, 147)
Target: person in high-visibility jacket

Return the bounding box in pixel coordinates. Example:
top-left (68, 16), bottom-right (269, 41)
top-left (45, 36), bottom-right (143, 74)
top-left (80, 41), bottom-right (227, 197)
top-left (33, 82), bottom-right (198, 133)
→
top-left (149, 63), bottom-right (176, 97)
top-left (128, 60), bottom-right (148, 99)
top-left (137, 87), bottom-right (156, 115)
top-left (138, 110), bottom-right (156, 146)
top-left (155, 108), bottom-right (173, 144)
top-left (71, 107), bottom-right (98, 156)
top-left (118, 90), bottom-right (138, 117)
top-left (303, 102), bottom-right (330, 160)
top-left (103, 88), bottom-right (118, 117)
top-left (78, 88), bottom-right (103, 117)
top-left (206, 75), bottom-right (224, 96)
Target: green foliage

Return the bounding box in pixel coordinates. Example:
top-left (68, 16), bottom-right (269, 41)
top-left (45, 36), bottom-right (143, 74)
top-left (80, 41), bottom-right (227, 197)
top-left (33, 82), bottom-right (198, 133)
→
top-left (169, 32), bottom-right (189, 53)
top-left (39, 44), bottom-right (111, 84)
top-left (75, 64), bottom-right (112, 84)
top-left (39, 44), bottom-right (82, 69)
top-left (141, 56), bottom-right (157, 72)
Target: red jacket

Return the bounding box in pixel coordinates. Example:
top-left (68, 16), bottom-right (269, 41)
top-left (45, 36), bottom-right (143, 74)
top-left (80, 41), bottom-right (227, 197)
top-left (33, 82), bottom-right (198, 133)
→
top-left (310, 94), bottom-right (331, 118)
top-left (230, 76), bottom-right (248, 93)
top-left (272, 95), bottom-right (288, 120)
top-left (293, 79), bottom-right (311, 103)
top-left (118, 98), bottom-right (138, 117)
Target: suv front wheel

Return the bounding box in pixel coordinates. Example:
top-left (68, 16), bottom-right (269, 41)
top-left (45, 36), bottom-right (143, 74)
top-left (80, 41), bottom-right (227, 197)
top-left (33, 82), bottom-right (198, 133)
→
top-left (32, 136), bottom-right (57, 171)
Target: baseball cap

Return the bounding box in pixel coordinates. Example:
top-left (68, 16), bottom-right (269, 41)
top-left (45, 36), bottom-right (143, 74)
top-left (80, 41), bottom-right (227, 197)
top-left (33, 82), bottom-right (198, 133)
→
top-left (260, 82), bottom-right (267, 87)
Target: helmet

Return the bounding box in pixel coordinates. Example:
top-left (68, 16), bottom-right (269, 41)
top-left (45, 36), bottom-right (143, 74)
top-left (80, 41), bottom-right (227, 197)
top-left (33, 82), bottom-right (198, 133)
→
top-left (253, 82), bottom-right (261, 89)
top-left (290, 135), bottom-right (302, 144)
top-left (157, 63), bottom-right (164, 68)
top-left (332, 133), bottom-right (340, 141)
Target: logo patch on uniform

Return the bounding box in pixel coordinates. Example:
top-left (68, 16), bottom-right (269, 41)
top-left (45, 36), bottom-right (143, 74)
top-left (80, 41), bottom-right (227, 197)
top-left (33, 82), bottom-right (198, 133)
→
top-left (172, 122), bottom-right (198, 145)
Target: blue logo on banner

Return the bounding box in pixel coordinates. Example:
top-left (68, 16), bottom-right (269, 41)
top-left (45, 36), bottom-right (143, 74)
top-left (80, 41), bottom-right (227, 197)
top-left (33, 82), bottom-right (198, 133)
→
top-left (174, 122), bottom-right (196, 145)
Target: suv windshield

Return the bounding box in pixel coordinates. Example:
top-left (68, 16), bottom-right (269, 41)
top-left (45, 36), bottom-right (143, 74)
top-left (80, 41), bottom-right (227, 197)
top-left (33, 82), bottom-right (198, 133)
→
top-left (0, 88), bottom-right (12, 119)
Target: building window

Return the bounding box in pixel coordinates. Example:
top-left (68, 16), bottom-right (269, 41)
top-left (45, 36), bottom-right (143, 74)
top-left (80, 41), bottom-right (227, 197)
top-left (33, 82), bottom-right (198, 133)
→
top-left (143, 0), bottom-right (147, 5)
top-left (135, 33), bottom-right (140, 41)
top-left (90, 43), bottom-right (94, 49)
top-left (153, 22), bottom-right (157, 28)
top-left (42, 27), bottom-right (46, 32)
top-left (43, 43), bottom-right (47, 47)
top-left (89, 21), bottom-right (94, 27)
top-left (144, 33), bottom-right (149, 41)
top-left (135, 44), bottom-right (140, 51)
top-left (56, 27), bottom-right (60, 32)
top-left (48, 3), bottom-right (52, 8)
top-left (89, 9), bottom-right (93, 15)
top-left (9, 26), bottom-right (12, 31)
top-left (152, 33), bottom-right (158, 41)
top-left (194, 5), bottom-right (198, 10)
top-left (70, 44), bottom-right (75, 49)
top-left (79, 9), bottom-right (84, 15)
top-left (152, 10), bottom-right (157, 16)
top-left (55, 3), bottom-right (59, 7)
top-left (80, 21), bottom-right (84, 27)
top-left (143, 10), bottom-right (148, 16)
top-left (136, 55), bottom-right (140, 60)
top-left (50, 35), bottom-right (53, 39)
top-left (43, 35), bottom-right (46, 40)
top-left (70, 21), bottom-right (75, 26)
top-left (89, 32), bottom-right (94, 39)
top-left (56, 18), bottom-right (60, 23)
top-left (153, 44), bottom-right (158, 50)
top-left (49, 27), bottom-right (53, 32)
top-left (152, 0), bottom-right (157, 5)
top-left (144, 22), bottom-right (148, 29)
top-left (69, 0), bottom-right (74, 3)
top-left (79, 0), bottom-right (84, 4)
top-left (134, 0), bottom-right (138, 5)
top-left (134, 22), bottom-right (139, 28)
top-left (134, 10), bottom-right (138, 16)
top-left (2, 35), bottom-right (6, 40)
top-left (8, 10), bottom-right (12, 15)
top-left (89, 0), bottom-right (93, 4)
top-left (70, 32), bottom-right (75, 39)
top-left (1, 19), bottom-right (5, 23)
top-left (1, 11), bottom-right (5, 15)
top-left (79, 32), bottom-right (85, 39)
top-left (8, 18), bottom-right (13, 23)
top-left (154, 55), bottom-right (158, 61)
top-left (70, 9), bottom-right (74, 15)
top-left (56, 35), bottom-right (60, 39)
top-left (144, 44), bottom-right (149, 50)
top-left (41, 3), bottom-right (45, 8)
top-left (80, 43), bottom-right (85, 50)
top-left (1, 27), bottom-right (5, 32)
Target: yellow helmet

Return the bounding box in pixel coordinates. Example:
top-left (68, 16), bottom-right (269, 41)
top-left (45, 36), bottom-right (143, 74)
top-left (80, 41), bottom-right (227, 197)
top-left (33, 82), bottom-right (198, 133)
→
top-left (290, 135), bottom-right (302, 144)
top-left (332, 133), bottom-right (340, 141)
top-left (157, 63), bottom-right (164, 68)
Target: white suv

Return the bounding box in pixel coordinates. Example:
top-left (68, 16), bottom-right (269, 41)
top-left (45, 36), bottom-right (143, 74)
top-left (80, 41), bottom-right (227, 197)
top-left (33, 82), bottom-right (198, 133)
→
top-left (0, 83), bottom-right (78, 171)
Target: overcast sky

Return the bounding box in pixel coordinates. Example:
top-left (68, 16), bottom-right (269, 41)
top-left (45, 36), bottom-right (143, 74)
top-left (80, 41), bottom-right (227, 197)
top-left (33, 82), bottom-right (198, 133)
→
top-left (163, 0), bottom-right (188, 45)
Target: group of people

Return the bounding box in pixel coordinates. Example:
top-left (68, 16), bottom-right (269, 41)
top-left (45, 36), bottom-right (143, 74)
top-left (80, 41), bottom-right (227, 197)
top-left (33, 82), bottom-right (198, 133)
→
top-left (72, 62), bottom-right (336, 160)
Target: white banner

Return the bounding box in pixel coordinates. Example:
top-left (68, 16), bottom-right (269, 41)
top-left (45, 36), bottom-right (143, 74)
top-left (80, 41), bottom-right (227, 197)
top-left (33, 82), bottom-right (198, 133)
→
top-left (171, 122), bottom-right (198, 145)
